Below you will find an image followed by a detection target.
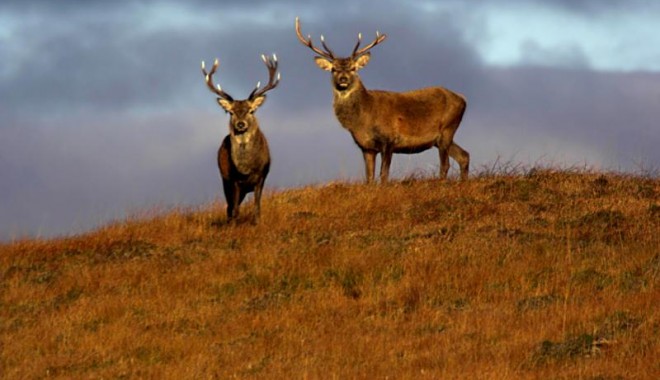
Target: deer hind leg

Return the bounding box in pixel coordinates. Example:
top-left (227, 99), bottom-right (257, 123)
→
top-left (238, 188), bottom-right (248, 206)
top-left (448, 142), bottom-right (470, 180)
top-left (438, 147), bottom-right (450, 180)
top-left (362, 150), bottom-right (377, 184)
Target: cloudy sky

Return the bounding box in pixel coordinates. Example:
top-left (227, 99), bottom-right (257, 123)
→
top-left (2, 0), bottom-right (659, 240)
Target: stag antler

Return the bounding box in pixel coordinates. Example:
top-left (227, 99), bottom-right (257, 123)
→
top-left (351, 30), bottom-right (387, 58)
top-left (295, 17), bottom-right (335, 60)
top-left (201, 58), bottom-right (234, 101)
top-left (248, 54), bottom-right (281, 100)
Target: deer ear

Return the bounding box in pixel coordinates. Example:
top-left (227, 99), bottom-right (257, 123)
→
top-left (314, 56), bottom-right (333, 71)
top-left (217, 98), bottom-right (232, 112)
top-left (250, 95), bottom-right (266, 110)
top-left (354, 53), bottom-right (371, 70)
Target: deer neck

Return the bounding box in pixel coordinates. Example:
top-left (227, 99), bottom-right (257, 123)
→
top-left (230, 128), bottom-right (263, 174)
top-left (332, 80), bottom-right (371, 131)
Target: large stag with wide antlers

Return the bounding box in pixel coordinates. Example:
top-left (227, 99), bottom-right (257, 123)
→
top-left (201, 54), bottom-right (280, 223)
top-left (295, 17), bottom-right (470, 183)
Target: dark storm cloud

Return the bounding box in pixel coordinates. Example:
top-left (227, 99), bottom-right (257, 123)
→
top-left (547, 0), bottom-right (659, 13)
top-left (1, 0), bottom-right (659, 240)
top-left (490, 0), bottom-right (658, 14)
top-left (1, 24), bottom-right (193, 114)
top-left (1, 0), bottom-right (639, 115)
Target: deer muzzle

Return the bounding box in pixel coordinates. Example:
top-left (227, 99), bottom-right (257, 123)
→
top-left (335, 75), bottom-right (350, 90)
top-left (234, 120), bottom-right (248, 134)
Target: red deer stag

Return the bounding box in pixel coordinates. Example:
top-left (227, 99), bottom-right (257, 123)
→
top-left (295, 17), bottom-right (469, 183)
top-left (201, 54), bottom-right (280, 223)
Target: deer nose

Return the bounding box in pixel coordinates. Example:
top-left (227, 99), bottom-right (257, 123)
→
top-left (236, 121), bottom-right (247, 130)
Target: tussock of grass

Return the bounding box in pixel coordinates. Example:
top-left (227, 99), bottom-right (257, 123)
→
top-left (1, 169), bottom-right (658, 378)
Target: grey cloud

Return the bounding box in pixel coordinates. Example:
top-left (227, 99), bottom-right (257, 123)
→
top-left (0, 112), bottom-right (220, 239)
top-left (1, 16), bottom-right (213, 114)
top-left (490, 0), bottom-right (658, 14)
top-left (518, 40), bottom-right (591, 69)
top-left (549, 0), bottom-right (660, 14)
top-left (470, 66), bottom-right (660, 169)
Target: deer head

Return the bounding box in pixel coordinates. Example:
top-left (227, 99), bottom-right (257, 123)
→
top-left (201, 54), bottom-right (280, 137)
top-left (295, 17), bottom-right (386, 93)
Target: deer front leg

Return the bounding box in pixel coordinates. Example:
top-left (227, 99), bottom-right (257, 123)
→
top-left (438, 147), bottom-right (450, 180)
top-left (226, 182), bottom-right (242, 223)
top-left (363, 150), bottom-right (377, 184)
top-left (252, 177), bottom-right (266, 224)
top-left (222, 179), bottom-right (234, 222)
top-left (380, 146), bottom-right (393, 183)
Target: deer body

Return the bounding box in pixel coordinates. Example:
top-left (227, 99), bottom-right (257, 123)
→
top-left (296, 18), bottom-right (469, 183)
top-left (333, 85), bottom-right (466, 154)
top-left (202, 55), bottom-right (280, 223)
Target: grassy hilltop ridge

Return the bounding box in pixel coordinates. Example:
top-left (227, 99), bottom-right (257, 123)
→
top-left (1, 169), bottom-right (659, 378)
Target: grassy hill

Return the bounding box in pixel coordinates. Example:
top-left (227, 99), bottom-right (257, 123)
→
top-left (1, 169), bottom-right (658, 378)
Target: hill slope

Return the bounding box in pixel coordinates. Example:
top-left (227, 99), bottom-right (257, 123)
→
top-left (1, 170), bottom-right (659, 378)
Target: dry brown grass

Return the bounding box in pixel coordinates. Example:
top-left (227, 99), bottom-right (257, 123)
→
top-left (1, 169), bottom-right (659, 379)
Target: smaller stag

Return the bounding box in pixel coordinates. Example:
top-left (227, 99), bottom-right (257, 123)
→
top-left (295, 17), bottom-right (469, 183)
top-left (201, 54), bottom-right (280, 223)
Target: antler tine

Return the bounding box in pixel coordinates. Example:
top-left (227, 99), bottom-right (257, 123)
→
top-left (351, 32), bottom-right (363, 57)
top-left (320, 35), bottom-right (336, 59)
top-left (249, 53), bottom-right (281, 100)
top-left (352, 30), bottom-right (387, 58)
top-left (295, 17), bottom-right (335, 59)
top-left (201, 58), bottom-right (234, 101)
